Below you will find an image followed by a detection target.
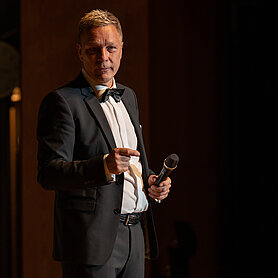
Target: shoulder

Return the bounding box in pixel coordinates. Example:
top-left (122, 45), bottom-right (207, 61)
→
top-left (116, 82), bottom-right (138, 104)
top-left (40, 73), bottom-right (90, 107)
top-left (55, 73), bottom-right (90, 101)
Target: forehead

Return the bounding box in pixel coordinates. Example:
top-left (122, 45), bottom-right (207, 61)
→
top-left (80, 25), bottom-right (122, 45)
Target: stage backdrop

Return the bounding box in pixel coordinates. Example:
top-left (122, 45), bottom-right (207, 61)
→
top-left (21, 1), bottom-right (221, 278)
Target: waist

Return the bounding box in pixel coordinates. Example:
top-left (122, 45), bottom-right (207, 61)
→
top-left (119, 212), bottom-right (142, 226)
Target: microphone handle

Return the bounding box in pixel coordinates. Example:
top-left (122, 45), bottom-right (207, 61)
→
top-left (154, 167), bottom-right (172, 186)
top-left (153, 167), bottom-right (172, 203)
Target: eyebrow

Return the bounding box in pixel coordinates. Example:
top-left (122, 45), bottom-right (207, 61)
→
top-left (86, 41), bottom-right (118, 47)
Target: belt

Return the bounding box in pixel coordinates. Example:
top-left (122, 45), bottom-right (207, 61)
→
top-left (119, 213), bottom-right (142, 226)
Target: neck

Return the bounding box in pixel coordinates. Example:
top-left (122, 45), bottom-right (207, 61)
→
top-left (82, 68), bottom-right (115, 97)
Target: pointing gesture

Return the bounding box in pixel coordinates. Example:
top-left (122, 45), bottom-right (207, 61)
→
top-left (106, 148), bottom-right (140, 175)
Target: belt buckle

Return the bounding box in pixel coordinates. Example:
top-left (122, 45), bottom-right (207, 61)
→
top-left (124, 214), bottom-right (130, 226)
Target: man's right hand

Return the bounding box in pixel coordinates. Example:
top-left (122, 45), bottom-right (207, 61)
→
top-left (105, 148), bottom-right (140, 175)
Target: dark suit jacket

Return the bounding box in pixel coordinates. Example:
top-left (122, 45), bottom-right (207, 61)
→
top-left (37, 73), bottom-right (158, 265)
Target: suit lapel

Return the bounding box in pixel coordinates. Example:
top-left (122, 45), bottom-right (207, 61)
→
top-left (121, 94), bottom-right (144, 151)
top-left (83, 89), bottom-right (116, 151)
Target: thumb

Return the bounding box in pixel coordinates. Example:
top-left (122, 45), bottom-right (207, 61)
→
top-left (148, 174), bottom-right (158, 185)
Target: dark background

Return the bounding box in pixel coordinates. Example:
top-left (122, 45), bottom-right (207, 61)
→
top-left (0, 0), bottom-right (276, 277)
top-left (0, 0), bottom-right (20, 278)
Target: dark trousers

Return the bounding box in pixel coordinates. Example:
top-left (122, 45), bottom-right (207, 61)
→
top-left (62, 222), bottom-right (145, 278)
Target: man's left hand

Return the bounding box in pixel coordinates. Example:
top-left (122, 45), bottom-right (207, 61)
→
top-left (148, 175), bottom-right (171, 201)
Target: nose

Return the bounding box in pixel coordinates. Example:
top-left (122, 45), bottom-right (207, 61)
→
top-left (98, 48), bottom-right (108, 62)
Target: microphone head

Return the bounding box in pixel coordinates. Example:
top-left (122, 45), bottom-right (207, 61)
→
top-left (165, 153), bottom-right (179, 169)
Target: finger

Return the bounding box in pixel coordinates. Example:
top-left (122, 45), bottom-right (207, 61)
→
top-left (116, 159), bottom-right (130, 169)
top-left (116, 155), bottom-right (131, 163)
top-left (149, 185), bottom-right (169, 194)
top-left (113, 164), bottom-right (130, 175)
top-left (121, 161), bottom-right (130, 167)
top-left (152, 183), bottom-right (170, 190)
top-left (155, 189), bottom-right (170, 198)
top-left (148, 186), bottom-right (169, 195)
top-left (149, 191), bottom-right (169, 200)
top-left (120, 166), bottom-right (129, 173)
top-left (157, 177), bottom-right (171, 187)
top-left (149, 185), bottom-right (163, 193)
top-left (158, 181), bottom-right (171, 189)
top-left (116, 148), bottom-right (140, 157)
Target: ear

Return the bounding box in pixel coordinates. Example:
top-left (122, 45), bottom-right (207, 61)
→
top-left (76, 43), bottom-right (83, 62)
top-left (120, 41), bottom-right (124, 59)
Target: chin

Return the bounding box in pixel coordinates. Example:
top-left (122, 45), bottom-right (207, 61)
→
top-left (96, 76), bottom-right (113, 85)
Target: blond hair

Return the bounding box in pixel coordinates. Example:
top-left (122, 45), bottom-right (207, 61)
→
top-left (78, 9), bottom-right (123, 42)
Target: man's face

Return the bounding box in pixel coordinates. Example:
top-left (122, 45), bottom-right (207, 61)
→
top-left (78, 25), bottom-right (123, 87)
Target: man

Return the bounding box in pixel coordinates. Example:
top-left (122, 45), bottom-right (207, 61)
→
top-left (37, 9), bottom-right (171, 278)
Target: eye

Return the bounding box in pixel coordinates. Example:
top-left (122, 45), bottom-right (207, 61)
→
top-left (86, 47), bottom-right (98, 55)
top-left (107, 46), bottom-right (117, 52)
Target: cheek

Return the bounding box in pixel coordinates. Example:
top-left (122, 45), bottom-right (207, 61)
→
top-left (83, 55), bottom-right (95, 66)
top-left (113, 54), bottom-right (122, 67)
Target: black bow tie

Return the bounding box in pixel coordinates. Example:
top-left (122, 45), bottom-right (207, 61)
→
top-left (100, 88), bottom-right (124, 103)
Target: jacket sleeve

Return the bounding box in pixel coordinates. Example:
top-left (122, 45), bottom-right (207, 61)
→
top-left (37, 91), bottom-right (109, 190)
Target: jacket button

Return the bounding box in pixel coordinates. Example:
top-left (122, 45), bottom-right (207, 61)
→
top-left (113, 208), bottom-right (121, 215)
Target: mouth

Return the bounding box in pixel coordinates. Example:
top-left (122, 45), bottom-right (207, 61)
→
top-left (96, 67), bottom-right (111, 73)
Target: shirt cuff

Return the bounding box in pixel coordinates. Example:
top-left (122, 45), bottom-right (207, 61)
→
top-left (103, 154), bottom-right (115, 182)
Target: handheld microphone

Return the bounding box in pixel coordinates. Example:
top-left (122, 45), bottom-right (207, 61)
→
top-left (153, 153), bottom-right (179, 203)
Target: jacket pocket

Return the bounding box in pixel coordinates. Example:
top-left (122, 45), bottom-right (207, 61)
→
top-left (57, 188), bottom-right (97, 212)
